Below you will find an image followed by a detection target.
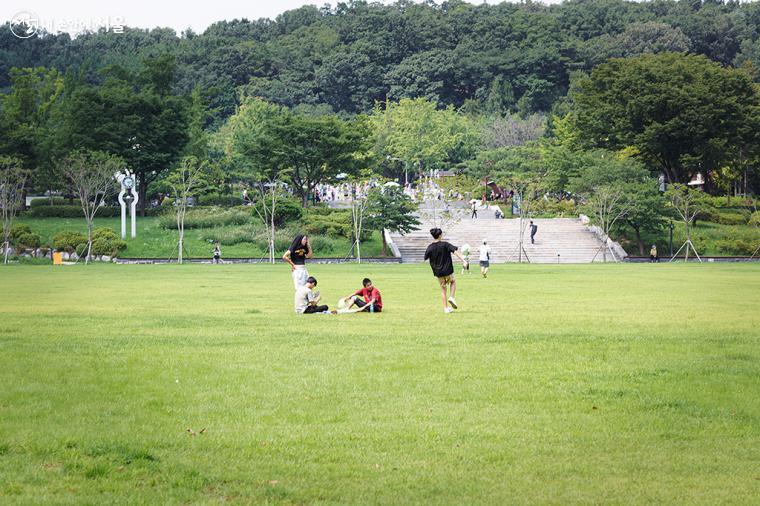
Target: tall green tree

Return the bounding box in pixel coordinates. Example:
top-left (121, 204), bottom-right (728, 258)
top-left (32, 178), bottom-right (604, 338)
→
top-left (371, 98), bottom-right (481, 181)
top-left (0, 67), bottom-right (64, 193)
top-left (56, 58), bottom-right (188, 214)
top-left (573, 52), bottom-right (760, 186)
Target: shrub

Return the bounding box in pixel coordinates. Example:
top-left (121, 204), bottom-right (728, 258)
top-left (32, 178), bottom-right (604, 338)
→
top-left (697, 208), bottom-right (747, 225)
top-left (90, 237), bottom-right (127, 257)
top-left (8, 224), bottom-right (32, 242)
top-left (53, 231), bottom-right (87, 253)
top-left (252, 197), bottom-right (303, 226)
top-left (201, 225), bottom-right (258, 246)
top-left (200, 193), bottom-right (242, 207)
top-left (302, 209), bottom-right (371, 240)
top-left (158, 207), bottom-right (251, 229)
top-left (15, 232), bottom-right (41, 249)
top-left (749, 211), bottom-right (760, 228)
top-left (308, 235), bottom-right (340, 254)
top-left (29, 197), bottom-right (68, 207)
top-left (715, 239), bottom-right (759, 255)
top-left (71, 228), bottom-right (127, 257)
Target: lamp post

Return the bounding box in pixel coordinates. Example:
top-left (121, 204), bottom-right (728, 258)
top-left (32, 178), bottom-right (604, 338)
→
top-left (668, 221), bottom-right (674, 257)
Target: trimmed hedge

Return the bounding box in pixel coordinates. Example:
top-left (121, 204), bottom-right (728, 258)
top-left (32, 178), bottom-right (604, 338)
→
top-left (29, 197), bottom-right (69, 207)
top-left (26, 206), bottom-right (163, 218)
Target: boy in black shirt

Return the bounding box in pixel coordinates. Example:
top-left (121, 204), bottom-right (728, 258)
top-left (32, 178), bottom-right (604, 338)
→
top-left (424, 227), bottom-right (468, 313)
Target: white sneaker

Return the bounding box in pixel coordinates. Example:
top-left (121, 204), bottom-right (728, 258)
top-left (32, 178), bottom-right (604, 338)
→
top-left (447, 297), bottom-right (458, 309)
top-left (444, 307), bottom-right (454, 314)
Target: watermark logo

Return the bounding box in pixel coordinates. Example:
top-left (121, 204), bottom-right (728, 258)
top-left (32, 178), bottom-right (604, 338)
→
top-left (9, 11), bottom-right (125, 38)
top-left (10, 11), bottom-right (39, 38)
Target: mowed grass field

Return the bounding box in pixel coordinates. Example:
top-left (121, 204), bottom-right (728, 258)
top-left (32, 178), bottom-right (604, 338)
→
top-left (0, 263), bottom-right (758, 504)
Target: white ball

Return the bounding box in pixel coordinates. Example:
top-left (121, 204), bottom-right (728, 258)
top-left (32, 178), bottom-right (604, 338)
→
top-left (337, 298), bottom-right (348, 309)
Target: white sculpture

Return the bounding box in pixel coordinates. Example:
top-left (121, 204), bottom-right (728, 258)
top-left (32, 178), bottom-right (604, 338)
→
top-left (115, 169), bottom-right (139, 239)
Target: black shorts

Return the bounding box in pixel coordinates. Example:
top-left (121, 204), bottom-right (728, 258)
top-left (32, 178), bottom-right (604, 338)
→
top-left (479, 260), bottom-right (490, 268)
top-left (354, 298), bottom-right (381, 312)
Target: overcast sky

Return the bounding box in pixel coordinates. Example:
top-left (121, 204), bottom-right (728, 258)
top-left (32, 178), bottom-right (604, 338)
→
top-left (3, 0), bottom-right (560, 37)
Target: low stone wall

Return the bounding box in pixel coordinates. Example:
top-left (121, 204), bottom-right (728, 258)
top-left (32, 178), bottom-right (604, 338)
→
top-left (579, 214), bottom-right (628, 261)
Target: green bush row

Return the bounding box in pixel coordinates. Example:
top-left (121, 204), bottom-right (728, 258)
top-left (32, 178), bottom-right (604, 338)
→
top-left (29, 197), bottom-right (69, 207)
top-left (26, 206), bottom-right (162, 218)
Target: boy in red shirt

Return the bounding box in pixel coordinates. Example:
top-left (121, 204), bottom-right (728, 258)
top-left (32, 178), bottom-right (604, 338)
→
top-left (342, 278), bottom-right (383, 313)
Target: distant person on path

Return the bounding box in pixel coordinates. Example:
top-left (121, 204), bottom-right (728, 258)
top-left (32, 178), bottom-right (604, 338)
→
top-left (529, 220), bottom-right (538, 244)
top-left (650, 244), bottom-right (659, 263)
top-left (212, 242), bottom-right (221, 264)
top-left (283, 234), bottom-right (313, 289)
top-left (471, 201), bottom-right (478, 219)
top-left (479, 240), bottom-right (491, 278)
top-left (424, 227), bottom-right (468, 313)
top-left (242, 188), bottom-right (251, 206)
top-left (295, 276), bottom-right (329, 314)
top-left (341, 278), bottom-right (383, 313)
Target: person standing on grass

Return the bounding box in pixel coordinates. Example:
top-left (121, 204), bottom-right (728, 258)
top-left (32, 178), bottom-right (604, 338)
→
top-left (341, 278), bottom-right (383, 313)
top-left (529, 220), bottom-right (538, 244)
top-left (479, 240), bottom-right (491, 278)
top-left (424, 227), bottom-right (468, 314)
top-left (471, 201), bottom-right (478, 219)
top-left (283, 234), bottom-right (312, 289)
top-left (295, 276), bottom-right (329, 314)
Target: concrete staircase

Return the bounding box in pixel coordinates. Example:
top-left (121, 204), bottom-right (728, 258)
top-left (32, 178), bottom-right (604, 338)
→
top-left (390, 206), bottom-right (611, 264)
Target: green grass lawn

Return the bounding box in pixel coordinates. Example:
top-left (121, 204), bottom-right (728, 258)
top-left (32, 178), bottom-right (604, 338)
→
top-left (0, 263), bottom-right (758, 503)
top-left (14, 216), bottom-right (385, 259)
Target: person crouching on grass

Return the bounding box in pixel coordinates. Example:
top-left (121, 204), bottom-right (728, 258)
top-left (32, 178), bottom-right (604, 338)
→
top-left (283, 234), bottom-right (312, 289)
top-left (295, 276), bottom-right (329, 314)
top-left (341, 278), bottom-right (383, 313)
top-left (424, 227), bottom-right (468, 314)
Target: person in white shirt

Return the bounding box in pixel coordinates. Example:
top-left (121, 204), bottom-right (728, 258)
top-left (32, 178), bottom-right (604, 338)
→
top-left (479, 240), bottom-right (492, 278)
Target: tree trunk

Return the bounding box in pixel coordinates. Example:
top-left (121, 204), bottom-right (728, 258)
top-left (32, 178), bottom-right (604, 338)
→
top-left (86, 221), bottom-right (93, 265)
top-left (634, 226), bottom-right (644, 255)
top-left (137, 170), bottom-right (148, 217)
top-left (381, 232), bottom-right (387, 257)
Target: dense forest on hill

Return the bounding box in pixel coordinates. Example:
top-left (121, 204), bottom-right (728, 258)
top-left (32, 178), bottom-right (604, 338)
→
top-left (3, 0), bottom-right (760, 125)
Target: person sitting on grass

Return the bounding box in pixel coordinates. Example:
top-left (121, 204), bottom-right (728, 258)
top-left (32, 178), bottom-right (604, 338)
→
top-left (294, 276), bottom-right (329, 314)
top-left (424, 227), bottom-right (468, 314)
top-left (341, 278), bottom-right (383, 313)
